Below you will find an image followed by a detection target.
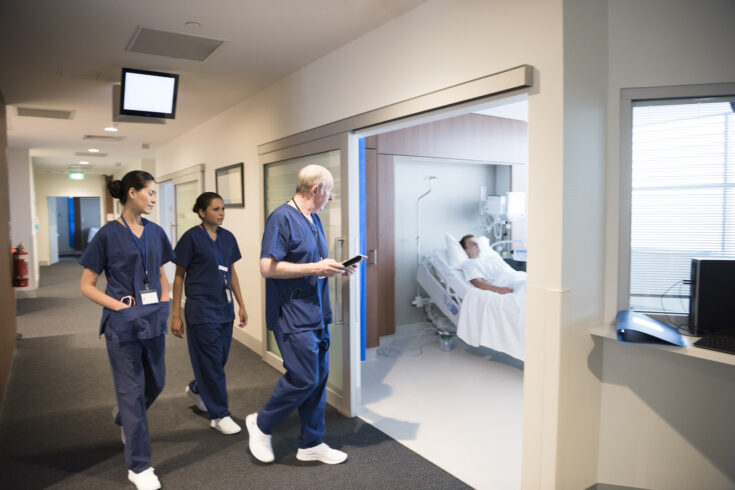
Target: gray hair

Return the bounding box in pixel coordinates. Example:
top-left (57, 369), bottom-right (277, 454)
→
top-left (295, 164), bottom-right (333, 195)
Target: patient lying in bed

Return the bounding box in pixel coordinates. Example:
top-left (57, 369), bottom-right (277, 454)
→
top-left (459, 234), bottom-right (513, 295)
top-left (443, 232), bottom-right (526, 360)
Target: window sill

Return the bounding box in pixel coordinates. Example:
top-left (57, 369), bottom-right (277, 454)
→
top-left (590, 325), bottom-right (735, 367)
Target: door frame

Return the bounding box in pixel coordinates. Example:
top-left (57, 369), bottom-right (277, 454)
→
top-left (157, 164), bottom-right (204, 291)
top-left (257, 65), bottom-right (534, 417)
top-left (259, 133), bottom-right (360, 416)
top-left (157, 163), bottom-right (205, 243)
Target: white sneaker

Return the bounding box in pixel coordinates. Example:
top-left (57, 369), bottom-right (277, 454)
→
top-left (112, 407), bottom-right (125, 445)
top-left (210, 416), bottom-right (241, 435)
top-left (245, 413), bottom-right (274, 463)
top-left (128, 467), bottom-right (161, 490)
top-left (296, 443), bottom-right (348, 464)
top-left (185, 386), bottom-right (207, 412)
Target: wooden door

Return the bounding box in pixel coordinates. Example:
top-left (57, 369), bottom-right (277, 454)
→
top-left (365, 136), bottom-right (396, 348)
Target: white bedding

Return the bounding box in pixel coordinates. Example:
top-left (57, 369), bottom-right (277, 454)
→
top-left (456, 270), bottom-right (526, 361)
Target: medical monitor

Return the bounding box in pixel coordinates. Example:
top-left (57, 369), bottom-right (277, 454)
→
top-left (119, 68), bottom-right (179, 119)
top-left (688, 258), bottom-right (735, 336)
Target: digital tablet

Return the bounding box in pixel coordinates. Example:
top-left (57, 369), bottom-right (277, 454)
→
top-left (342, 254), bottom-right (367, 267)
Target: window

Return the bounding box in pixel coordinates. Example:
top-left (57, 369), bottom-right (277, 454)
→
top-left (623, 88), bottom-right (735, 317)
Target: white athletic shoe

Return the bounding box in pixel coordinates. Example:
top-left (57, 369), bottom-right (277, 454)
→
top-left (210, 416), bottom-right (241, 435)
top-left (112, 407), bottom-right (125, 445)
top-left (185, 386), bottom-right (207, 412)
top-left (296, 443), bottom-right (348, 464)
top-left (128, 467), bottom-right (161, 490)
top-left (245, 413), bottom-right (274, 463)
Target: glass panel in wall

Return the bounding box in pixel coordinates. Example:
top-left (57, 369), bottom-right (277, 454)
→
top-left (263, 149), bottom-right (344, 395)
top-left (175, 180), bottom-right (201, 242)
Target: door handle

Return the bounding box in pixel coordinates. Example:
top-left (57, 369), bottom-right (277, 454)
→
top-left (369, 249), bottom-right (378, 265)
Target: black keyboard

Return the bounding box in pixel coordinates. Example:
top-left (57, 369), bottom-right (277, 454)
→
top-left (694, 330), bottom-right (735, 355)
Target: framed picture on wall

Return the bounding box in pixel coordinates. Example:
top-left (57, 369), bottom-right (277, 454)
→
top-left (215, 162), bottom-right (244, 208)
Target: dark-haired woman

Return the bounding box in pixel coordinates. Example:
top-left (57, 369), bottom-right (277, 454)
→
top-left (79, 171), bottom-right (173, 490)
top-left (171, 192), bottom-right (247, 435)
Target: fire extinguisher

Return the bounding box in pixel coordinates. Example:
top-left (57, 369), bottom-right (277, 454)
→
top-left (13, 243), bottom-right (29, 288)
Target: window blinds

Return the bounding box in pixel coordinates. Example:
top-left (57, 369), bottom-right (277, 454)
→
top-left (630, 99), bottom-right (735, 314)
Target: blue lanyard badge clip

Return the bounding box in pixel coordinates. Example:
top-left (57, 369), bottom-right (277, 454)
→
top-left (121, 216), bottom-right (158, 305)
top-left (201, 225), bottom-right (232, 304)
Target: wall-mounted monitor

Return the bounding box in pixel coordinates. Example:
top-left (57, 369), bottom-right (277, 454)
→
top-left (119, 67), bottom-right (179, 119)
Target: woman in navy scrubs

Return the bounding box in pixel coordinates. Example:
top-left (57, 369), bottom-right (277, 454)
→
top-left (171, 192), bottom-right (247, 435)
top-left (79, 171), bottom-right (173, 490)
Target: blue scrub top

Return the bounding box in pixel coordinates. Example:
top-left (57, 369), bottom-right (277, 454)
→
top-left (260, 203), bottom-right (332, 333)
top-left (173, 225), bottom-right (241, 325)
top-left (79, 218), bottom-right (174, 342)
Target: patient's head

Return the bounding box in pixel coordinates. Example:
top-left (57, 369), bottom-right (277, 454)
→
top-left (460, 234), bottom-right (480, 259)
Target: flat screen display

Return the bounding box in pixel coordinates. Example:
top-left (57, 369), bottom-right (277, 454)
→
top-left (119, 68), bottom-right (179, 119)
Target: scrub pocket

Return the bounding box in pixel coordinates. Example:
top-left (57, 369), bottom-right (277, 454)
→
top-left (279, 295), bottom-right (323, 332)
top-left (106, 301), bottom-right (170, 342)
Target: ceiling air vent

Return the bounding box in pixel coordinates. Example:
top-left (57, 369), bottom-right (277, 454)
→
top-left (83, 135), bottom-right (125, 142)
top-left (17, 107), bottom-right (75, 119)
top-left (126, 26), bottom-right (224, 61)
top-left (75, 151), bottom-right (108, 157)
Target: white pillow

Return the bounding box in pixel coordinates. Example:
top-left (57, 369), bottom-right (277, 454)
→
top-left (444, 232), bottom-right (468, 269)
top-left (477, 235), bottom-right (515, 273)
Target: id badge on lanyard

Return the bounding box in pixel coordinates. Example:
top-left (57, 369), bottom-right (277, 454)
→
top-left (203, 226), bottom-right (232, 304)
top-left (219, 264), bottom-right (232, 304)
top-left (121, 216), bottom-right (158, 305)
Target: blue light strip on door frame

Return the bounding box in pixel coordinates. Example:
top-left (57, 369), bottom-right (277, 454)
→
top-left (359, 138), bottom-right (367, 361)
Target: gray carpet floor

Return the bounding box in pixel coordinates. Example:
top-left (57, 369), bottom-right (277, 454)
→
top-left (2, 259), bottom-right (471, 489)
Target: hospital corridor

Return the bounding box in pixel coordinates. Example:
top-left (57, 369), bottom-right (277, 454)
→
top-left (0, 258), bottom-right (470, 489)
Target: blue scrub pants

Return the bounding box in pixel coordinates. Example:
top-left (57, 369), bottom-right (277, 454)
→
top-left (186, 321), bottom-right (233, 419)
top-left (257, 327), bottom-right (330, 449)
top-left (107, 334), bottom-right (166, 473)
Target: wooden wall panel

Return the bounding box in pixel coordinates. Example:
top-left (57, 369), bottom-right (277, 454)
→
top-left (365, 147), bottom-right (379, 347)
top-left (376, 154), bottom-right (395, 341)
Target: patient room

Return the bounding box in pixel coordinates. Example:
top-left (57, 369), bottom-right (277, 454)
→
top-left (358, 96), bottom-right (529, 490)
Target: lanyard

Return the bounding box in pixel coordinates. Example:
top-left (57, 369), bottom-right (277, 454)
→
top-left (120, 215), bottom-right (149, 286)
top-left (291, 199), bottom-right (325, 260)
top-left (199, 224), bottom-right (229, 286)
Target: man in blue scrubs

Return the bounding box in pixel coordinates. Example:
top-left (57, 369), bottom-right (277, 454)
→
top-left (246, 164), bottom-right (354, 465)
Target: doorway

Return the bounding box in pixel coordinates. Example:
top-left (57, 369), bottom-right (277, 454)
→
top-left (157, 164), bottom-right (205, 289)
top-left (47, 196), bottom-right (101, 262)
top-left (357, 96), bottom-right (529, 489)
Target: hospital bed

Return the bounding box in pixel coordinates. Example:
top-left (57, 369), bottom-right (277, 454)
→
top-left (416, 239), bottom-right (527, 361)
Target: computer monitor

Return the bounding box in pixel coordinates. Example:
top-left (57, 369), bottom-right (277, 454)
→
top-left (119, 67), bottom-right (179, 119)
top-left (688, 258), bottom-right (735, 336)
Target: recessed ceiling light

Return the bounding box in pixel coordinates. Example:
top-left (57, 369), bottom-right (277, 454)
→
top-left (104, 126), bottom-right (118, 132)
top-left (185, 21), bottom-right (202, 28)
top-left (79, 161), bottom-right (89, 165)
top-left (88, 148), bottom-right (100, 153)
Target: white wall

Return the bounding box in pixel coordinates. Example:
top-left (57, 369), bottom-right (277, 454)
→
top-left (393, 158), bottom-right (500, 326)
top-left (598, 1), bottom-right (735, 488)
top-left (155, 0), bottom-right (600, 487)
top-left (34, 171), bottom-right (106, 265)
top-left (8, 148), bottom-right (38, 291)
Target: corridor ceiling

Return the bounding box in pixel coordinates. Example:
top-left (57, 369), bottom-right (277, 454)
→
top-left (0, 0), bottom-right (426, 174)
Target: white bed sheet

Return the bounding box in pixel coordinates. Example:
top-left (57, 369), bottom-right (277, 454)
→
top-left (456, 270), bottom-right (526, 361)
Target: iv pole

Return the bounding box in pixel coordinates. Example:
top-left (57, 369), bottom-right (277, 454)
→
top-left (415, 176), bottom-right (437, 300)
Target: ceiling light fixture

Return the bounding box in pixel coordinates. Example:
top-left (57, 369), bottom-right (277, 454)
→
top-left (88, 148), bottom-right (100, 153)
top-left (185, 21), bottom-right (202, 28)
top-left (79, 161), bottom-right (89, 165)
top-left (104, 126), bottom-right (118, 132)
